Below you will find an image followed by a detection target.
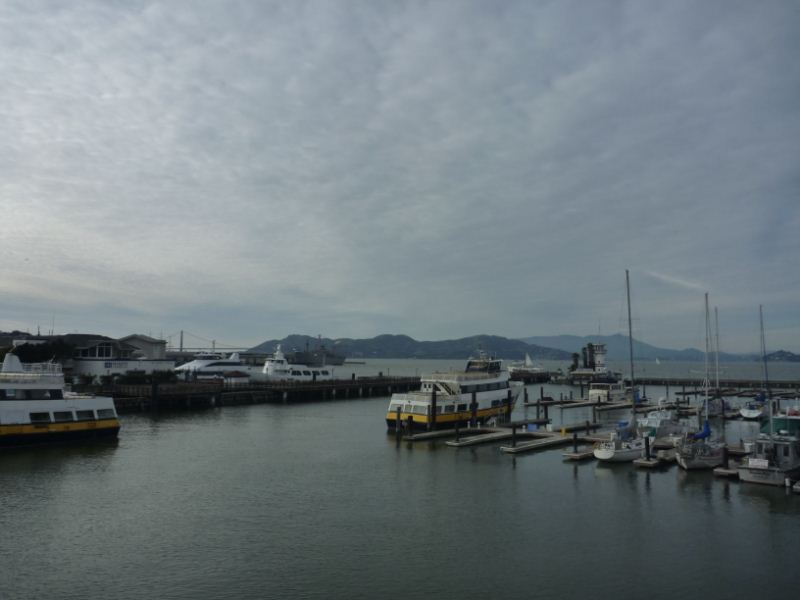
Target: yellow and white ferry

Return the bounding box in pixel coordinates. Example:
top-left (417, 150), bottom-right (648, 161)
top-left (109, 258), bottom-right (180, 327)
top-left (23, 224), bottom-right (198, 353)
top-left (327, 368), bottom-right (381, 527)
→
top-left (385, 353), bottom-right (523, 430)
top-left (0, 352), bottom-right (120, 446)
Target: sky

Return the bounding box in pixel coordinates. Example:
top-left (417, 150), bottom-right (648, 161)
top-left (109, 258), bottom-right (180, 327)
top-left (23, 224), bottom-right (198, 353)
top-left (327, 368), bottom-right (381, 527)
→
top-left (1, 0), bottom-right (798, 353)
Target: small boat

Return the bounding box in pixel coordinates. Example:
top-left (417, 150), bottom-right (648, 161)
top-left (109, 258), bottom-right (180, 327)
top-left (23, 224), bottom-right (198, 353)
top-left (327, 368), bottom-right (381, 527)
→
top-left (0, 351), bottom-right (120, 446)
top-left (593, 270), bottom-right (645, 463)
top-left (508, 353), bottom-right (550, 383)
top-left (174, 351), bottom-right (268, 381)
top-left (738, 307), bottom-right (800, 486)
top-left (262, 345), bottom-right (334, 382)
top-left (676, 293), bottom-right (725, 470)
top-left (587, 381), bottom-right (627, 404)
top-left (637, 397), bottom-right (685, 444)
top-left (385, 351), bottom-right (523, 431)
top-left (739, 399), bottom-right (766, 420)
top-left (594, 424), bottom-right (648, 462)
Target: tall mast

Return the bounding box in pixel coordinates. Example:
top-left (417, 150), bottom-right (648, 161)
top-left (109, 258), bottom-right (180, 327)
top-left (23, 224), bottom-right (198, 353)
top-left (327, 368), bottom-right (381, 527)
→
top-left (625, 270), bottom-right (635, 423)
top-left (714, 306), bottom-right (720, 394)
top-left (760, 305), bottom-right (773, 438)
top-left (704, 293), bottom-right (710, 421)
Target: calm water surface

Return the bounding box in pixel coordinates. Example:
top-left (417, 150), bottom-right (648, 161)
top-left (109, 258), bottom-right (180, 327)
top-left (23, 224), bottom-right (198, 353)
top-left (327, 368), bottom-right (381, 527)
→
top-left (1, 360), bottom-right (798, 600)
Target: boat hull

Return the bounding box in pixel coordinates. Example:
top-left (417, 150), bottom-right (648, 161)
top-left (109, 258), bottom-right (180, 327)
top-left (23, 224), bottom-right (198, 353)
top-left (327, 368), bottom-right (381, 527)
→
top-left (737, 465), bottom-right (800, 486)
top-left (0, 420), bottom-right (120, 446)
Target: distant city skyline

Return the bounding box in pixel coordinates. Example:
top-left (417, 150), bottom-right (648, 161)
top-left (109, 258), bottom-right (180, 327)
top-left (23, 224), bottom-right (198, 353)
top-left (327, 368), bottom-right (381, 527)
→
top-left (1, 1), bottom-right (798, 353)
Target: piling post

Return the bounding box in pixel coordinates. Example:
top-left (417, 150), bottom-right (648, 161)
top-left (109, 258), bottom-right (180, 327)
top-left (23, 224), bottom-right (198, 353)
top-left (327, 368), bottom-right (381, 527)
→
top-left (524, 387), bottom-right (529, 404)
top-left (722, 445), bottom-right (729, 469)
top-left (511, 424), bottom-right (517, 447)
top-left (570, 390), bottom-right (573, 401)
top-left (406, 415), bottom-right (414, 434)
top-left (579, 381), bottom-right (584, 398)
top-left (470, 391), bottom-right (478, 427)
top-left (428, 388), bottom-right (437, 431)
top-left (572, 432), bottom-right (578, 453)
top-left (536, 400), bottom-right (541, 420)
top-left (586, 420), bottom-right (591, 435)
top-left (540, 386), bottom-right (544, 401)
top-left (151, 381), bottom-right (159, 411)
top-left (455, 420), bottom-right (460, 442)
top-left (645, 436), bottom-right (651, 460)
top-left (395, 407), bottom-right (402, 438)
top-left (505, 389), bottom-right (512, 423)
top-left (544, 403), bottom-right (549, 421)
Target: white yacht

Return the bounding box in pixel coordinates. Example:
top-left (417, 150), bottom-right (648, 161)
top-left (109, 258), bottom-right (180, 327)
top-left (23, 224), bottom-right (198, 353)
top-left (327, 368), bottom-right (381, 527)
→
top-left (262, 346), bottom-right (334, 382)
top-left (587, 381), bottom-right (627, 403)
top-left (174, 352), bottom-right (268, 382)
top-left (385, 352), bottom-right (523, 431)
top-left (0, 352), bottom-right (120, 446)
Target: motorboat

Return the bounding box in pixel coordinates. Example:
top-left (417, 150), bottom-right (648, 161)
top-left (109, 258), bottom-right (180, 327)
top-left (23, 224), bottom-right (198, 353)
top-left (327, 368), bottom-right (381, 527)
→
top-left (174, 352), bottom-right (268, 382)
top-left (262, 345), bottom-right (334, 382)
top-left (385, 351), bottom-right (523, 431)
top-left (0, 352), bottom-right (119, 446)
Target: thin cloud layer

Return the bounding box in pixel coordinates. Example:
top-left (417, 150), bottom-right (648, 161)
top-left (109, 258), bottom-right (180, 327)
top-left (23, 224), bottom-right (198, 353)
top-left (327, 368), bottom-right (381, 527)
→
top-left (1, 1), bottom-right (798, 352)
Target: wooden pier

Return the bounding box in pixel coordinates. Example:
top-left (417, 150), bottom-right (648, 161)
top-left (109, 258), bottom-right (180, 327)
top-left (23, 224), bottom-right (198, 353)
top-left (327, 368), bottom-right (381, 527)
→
top-left (110, 376), bottom-right (421, 412)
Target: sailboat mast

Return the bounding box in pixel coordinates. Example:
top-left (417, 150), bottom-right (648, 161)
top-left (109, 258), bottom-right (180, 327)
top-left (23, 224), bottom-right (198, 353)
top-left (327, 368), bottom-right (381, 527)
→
top-left (704, 293), bottom-right (710, 420)
top-left (714, 306), bottom-right (720, 394)
top-left (760, 305), bottom-right (773, 439)
top-left (625, 270), bottom-right (635, 417)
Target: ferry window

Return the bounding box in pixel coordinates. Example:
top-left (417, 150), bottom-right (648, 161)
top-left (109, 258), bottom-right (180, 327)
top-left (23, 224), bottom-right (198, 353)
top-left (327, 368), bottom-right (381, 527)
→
top-left (54, 411), bottom-right (74, 422)
top-left (30, 412), bottom-right (51, 423)
top-left (404, 405), bottom-right (412, 412)
top-left (303, 371), bottom-right (311, 376)
top-left (291, 370), bottom-right (302, 376)
top-left (312, 371), bottom-right (320, 376)
top-left (0, 390), bottom-right (5, 399)
top-left (491, 400), bottom-right (500, 407)
top-left (49, 389), bottom-right (64, 399)
top-left (28, 390), bottom-right (49, 400)
top-left (457, 404), bottom-right (467, 411)
top-left (321, 370), bottom-right (329, 376)
top-left (5, 389), bottom-right (15, 398)
top-left (444, 405), bottom-right (454, 413)
top-left (97, 408), bottom-right (117, 419)
top-left (76, 410), bottom-right (96, 421)
top-left (435, 406), bottom-right (442, 414)
top-left (784, 446), bottom-right (790, 457)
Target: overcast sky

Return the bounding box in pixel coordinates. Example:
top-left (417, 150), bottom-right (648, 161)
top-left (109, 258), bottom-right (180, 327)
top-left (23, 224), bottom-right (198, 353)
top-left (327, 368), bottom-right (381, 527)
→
top-left (1, 0), bottom-right (798, 353)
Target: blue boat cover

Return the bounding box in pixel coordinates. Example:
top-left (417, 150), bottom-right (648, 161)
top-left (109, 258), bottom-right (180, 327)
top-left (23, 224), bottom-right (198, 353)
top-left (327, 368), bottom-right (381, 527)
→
top-left (692, 420), bottom-right (711, 440)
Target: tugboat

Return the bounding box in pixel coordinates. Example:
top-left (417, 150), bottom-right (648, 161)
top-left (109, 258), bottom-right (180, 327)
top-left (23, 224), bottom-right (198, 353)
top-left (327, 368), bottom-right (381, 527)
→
top-left (385, 351), bottom-right (523, 431)
top-left (0, 351), bottom-right (120, 446)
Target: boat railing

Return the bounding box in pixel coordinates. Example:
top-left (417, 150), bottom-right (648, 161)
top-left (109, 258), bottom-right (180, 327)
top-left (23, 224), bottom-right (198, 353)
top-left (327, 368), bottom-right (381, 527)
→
top-left (423, 371), bottom-right (500, 382)
top-left (389, 392), bottom-right (461, 404)
top-left (0, 362), bottom-right (63, 381)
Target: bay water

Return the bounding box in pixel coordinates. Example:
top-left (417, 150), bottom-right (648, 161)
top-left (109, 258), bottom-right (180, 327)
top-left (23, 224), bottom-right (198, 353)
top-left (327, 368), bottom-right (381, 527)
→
top-left (1, 359), bottom-right (798, 599)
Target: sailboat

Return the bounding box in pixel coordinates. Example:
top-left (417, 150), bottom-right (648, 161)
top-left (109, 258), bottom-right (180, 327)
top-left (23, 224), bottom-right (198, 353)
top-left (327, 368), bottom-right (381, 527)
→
top-left (737, 306), bottom-right (800, 486)
top-left (675, 293), bottom-right (725, 470)
top-left (508, 353), bottom-right (549, 382)
top-left (593, 270), bottom-right (647, 462)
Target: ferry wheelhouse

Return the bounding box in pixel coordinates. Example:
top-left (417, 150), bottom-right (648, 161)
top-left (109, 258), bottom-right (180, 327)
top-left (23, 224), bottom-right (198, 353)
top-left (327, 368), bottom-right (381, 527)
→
top-left (0, 352), bottom-right (120, 446)
top-left (385, 353), bottom-right (523, 431)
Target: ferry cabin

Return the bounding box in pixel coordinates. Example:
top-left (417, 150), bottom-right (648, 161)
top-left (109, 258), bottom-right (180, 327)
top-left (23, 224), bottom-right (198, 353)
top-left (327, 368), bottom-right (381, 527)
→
top-left (0, 356), bottom-right (119, 446)
top-left (385, 356), bottom-right (522, 430)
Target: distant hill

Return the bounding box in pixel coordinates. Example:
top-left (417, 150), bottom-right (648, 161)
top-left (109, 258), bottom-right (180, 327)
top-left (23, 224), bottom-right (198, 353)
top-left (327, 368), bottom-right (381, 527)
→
top-left (765, 350), bottom-right (800, 362)
top-left (249, 334), bottom-right (572, 360)
top-left (517, 333), bottom-right (745, 362)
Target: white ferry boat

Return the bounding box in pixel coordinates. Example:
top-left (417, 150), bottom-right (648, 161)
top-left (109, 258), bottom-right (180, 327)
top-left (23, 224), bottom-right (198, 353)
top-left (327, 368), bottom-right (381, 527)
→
top-left (262, 346), bottom-right (334, 382)
top-left (174, 352), bottom-right (268, 382)
top-left (385, 352), bottom-right (523, 430)
top-left (0, 352), bottom-right (120, 446)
